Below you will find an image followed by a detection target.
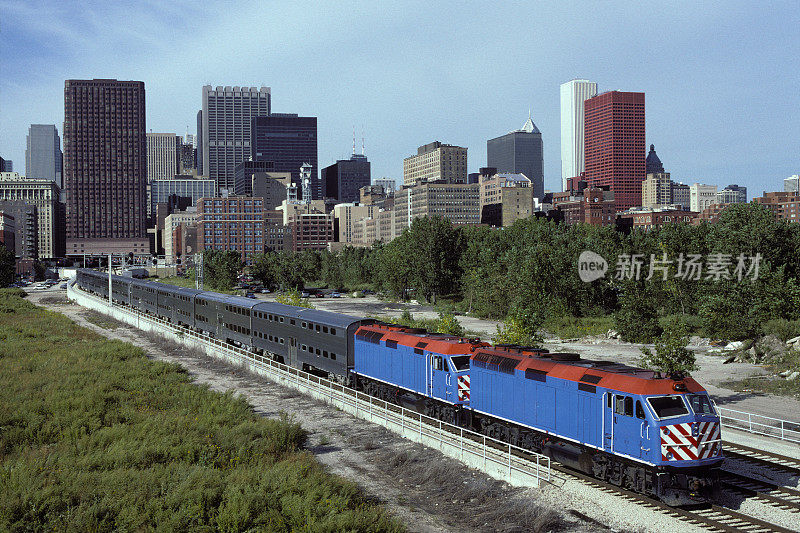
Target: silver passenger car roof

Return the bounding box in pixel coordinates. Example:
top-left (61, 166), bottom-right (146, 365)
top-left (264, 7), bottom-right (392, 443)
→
top-left (252, 300), bottom-right (365, 328)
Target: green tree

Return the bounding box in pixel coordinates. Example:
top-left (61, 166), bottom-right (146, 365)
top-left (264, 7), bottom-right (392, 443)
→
top-left (250, 253), bottom-right (277, 289)
top-left (402, 216), bottom-right (464, 303)
top-left (275, 288), bottom-right (314, 308)
top-left (435, 312), bottom-right (464, 336)
top-left (273, 252), bottom-right (306, 290)
top-left (321, 251), bottom-right (344, 290)
top-left (613, 286), bottom-right (662, 343)
top-left (493, 307), bottom-right (544, 347)
top-left (202, 250), bottom-right (243, 291)
top-left (379, 238), bottom-right (414, 300)
top-left (640, 322), bottom-right (698, 376)
top-left (0, 246), bottom-right (14, 287)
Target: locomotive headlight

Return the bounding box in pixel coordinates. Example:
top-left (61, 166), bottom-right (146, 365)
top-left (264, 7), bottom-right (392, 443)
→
top-left (667, 452), bottom-right (673, 460)
top-left (662, 427), bottom-right (670, 435)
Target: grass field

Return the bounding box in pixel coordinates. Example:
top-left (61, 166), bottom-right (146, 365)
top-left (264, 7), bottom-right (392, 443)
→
top-left (0, 289), bottom-right (402, 531)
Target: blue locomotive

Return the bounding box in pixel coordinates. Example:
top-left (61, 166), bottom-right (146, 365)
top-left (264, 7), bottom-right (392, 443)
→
top-left (74, 270), bottom-right (723, 506)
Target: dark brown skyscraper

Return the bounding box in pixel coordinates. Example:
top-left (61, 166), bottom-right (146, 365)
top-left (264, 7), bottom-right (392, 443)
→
top-left (64, 79), bottom-right (148, 255)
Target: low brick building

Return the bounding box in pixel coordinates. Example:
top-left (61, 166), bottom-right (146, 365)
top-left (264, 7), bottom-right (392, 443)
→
top-left (754, 191), bottom-right (800, 223)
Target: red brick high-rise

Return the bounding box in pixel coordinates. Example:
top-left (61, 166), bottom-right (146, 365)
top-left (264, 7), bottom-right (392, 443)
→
top-left (64, 79), bottom-right (148, 256)
top-left (584, 91), bottom-right (645, 211)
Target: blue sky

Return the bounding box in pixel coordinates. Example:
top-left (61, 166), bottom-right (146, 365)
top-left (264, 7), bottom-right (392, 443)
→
top-left (1, 0), bottom-right (798, 195)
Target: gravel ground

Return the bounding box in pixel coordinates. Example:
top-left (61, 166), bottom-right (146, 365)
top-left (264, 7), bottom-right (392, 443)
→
top-left (30, 287), bottom-right (800, 532)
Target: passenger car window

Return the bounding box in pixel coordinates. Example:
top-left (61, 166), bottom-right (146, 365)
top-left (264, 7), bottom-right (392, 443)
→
top-left (687, 394), bottom-right (716, 415)
top-left (647, 395), bottom-right (689, 419)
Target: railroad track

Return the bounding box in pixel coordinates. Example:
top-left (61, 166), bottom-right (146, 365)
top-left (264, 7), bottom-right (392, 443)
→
top-left (723, 442), bottom-right (800, 476)
top-left (719, 471), bottom-right (800, 513)
top-left (551, 464), bottom-right (797, 532)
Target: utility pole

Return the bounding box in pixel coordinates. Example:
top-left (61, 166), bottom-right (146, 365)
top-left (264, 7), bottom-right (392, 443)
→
top-left (108, 253), bottom-right (112, 305)
top-left (195, 252), bottom-right (203, 290)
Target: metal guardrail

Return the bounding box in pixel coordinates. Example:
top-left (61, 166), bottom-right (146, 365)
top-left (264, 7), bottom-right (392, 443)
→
top-left (718, 407), bottom-right (800, 444)
top-left (68, 284), bottom-right (551, 486)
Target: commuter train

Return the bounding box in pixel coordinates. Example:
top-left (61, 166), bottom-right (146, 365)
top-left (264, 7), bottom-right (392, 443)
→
top-left (75, 269), bottom-right (723, 506)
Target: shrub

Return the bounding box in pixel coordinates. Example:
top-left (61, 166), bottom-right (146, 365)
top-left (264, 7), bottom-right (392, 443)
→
top-left (762, 319), bottom-right (800, 342)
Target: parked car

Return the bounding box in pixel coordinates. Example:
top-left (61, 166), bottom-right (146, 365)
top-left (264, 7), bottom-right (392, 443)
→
top-left (260, 288), bottom-right (270, 294)
top-left (315, 292), bottom-right (325, 298)
top-left (245, 292), bottom-right (256, 299)
top-left (59, 283), bottom-right (67, 289)
top-left (300, 292), bottom-right (310, 298)
top-left (330, 292), bottom-right (341, 298)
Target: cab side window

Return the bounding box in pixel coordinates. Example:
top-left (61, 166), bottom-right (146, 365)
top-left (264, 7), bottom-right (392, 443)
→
top-left (625, 397), bottom-right (634, 417)
top-left (636, 400), bottom-right (646, 420)
top-left (614, 395), bottom-right (625, 415)
top-left (615, 395), bottom-right (634, 417)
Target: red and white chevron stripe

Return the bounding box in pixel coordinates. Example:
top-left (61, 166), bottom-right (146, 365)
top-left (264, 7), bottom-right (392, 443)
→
top-left (660, 421), bottom-right (721, 461)
top-left (457, 374), bottom-right (470, 401)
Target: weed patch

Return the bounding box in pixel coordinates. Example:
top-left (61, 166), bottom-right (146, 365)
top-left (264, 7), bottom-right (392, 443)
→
top-left (0, 289), bottom-right (402, 531)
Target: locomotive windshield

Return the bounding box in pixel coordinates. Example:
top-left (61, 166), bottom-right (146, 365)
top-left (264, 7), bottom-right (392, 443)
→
top-left (687, 394), bottom-right (716, 415)
top-left (450, 356), bottom-right (470, 371)
top-left (647, 395), bottom-right (689, 419)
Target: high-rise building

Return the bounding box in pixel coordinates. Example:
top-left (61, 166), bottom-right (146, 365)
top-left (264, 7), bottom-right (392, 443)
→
top-left (689, 183), bottom-right (718, 213)
top-left (64, 79), bottom-right (148, 255)
top-left (25, 125), bottom-right (63, 188)
top-left (321, 153), bottom-right (371, 203)
top-left (645, 144), bottom-right (664, 174)
top-left (785, 175), bottom-right (800, 193)
top-left (755, 191), bottom-right (800, 223)
top-left (200, 85), bottom-right (271, 194)
top-left (146, 133), bottom-right (180, 216)
top-left (178, 136), bottom-right (197, 175)
top-left (0, 212), bottom-right (14, 253)
top-left (584, 91), bottom-right (646, 211)
top-left (487, 114), bottom-right (544, 199)
top-left (0, 159), bottom-right (12, 172)
top-left (149, 178), bottom-right (216, 215)
top-left (196, 110), bottom-right (204, 176)
top-left (717, 184), bottom-right (747, 204)
top-left (394, 182), bottom-right (480, 229)
top-left (402, 141), bottom-right (467, 187)
top-left (641, 171), bottom-right (672, 209)
top-left (146, 134), bottom-right (180, 178)
top-left (251, 114), bottom-right (318, 198)
top-left (234, 160), bottom-right (275, 196)
top-left (373, 178), bottom-right (396, 196)
top-left (0, 172), bottom-right (63, 258)
top-left (560, 79), bottom-right (598, 190)
top-left (671, 182), bottom-right (690, 210)
top-left (0, 200), bottom-right (37, 259)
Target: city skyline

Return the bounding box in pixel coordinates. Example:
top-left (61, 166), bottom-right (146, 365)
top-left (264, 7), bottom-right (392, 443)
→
top-left (1, 1), bottom-right (798, 195)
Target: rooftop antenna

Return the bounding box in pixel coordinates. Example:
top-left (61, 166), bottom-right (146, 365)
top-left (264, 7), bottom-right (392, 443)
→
top-left (361, 124), bottom-right (365, 155)
top-left (352, 126), bottom-right (356, 156)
